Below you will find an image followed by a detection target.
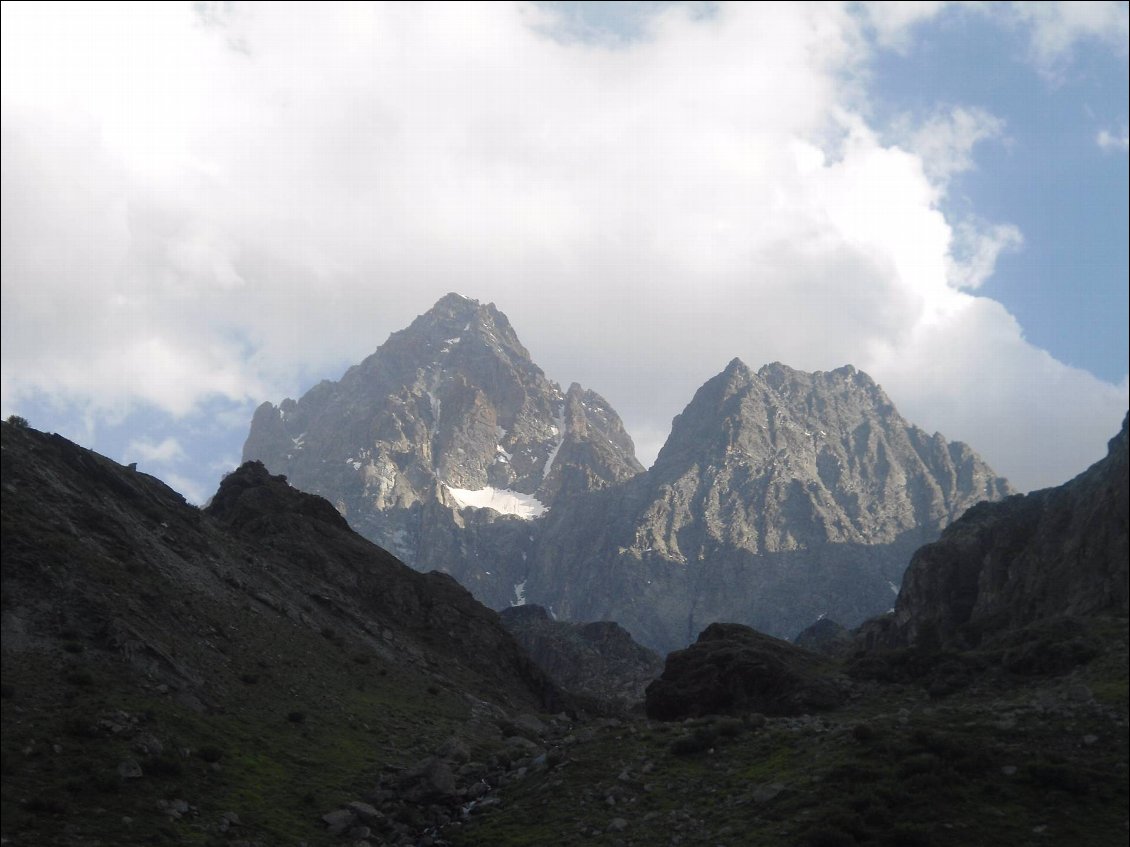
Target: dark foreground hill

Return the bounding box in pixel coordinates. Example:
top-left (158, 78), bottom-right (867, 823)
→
top-left (3, 415), bottom-right (1126, 847)
top-left (0, 421), bottom-right (568, 846)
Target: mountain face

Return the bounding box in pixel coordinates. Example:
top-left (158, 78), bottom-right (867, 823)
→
top-left (868, 412), bottom-right (1129, 651)
top-left (525, 360), bottom-right (1012, 652)
top-left (243, 293), bottom-right (642, 608)
top-left (1, 420), bottom-right (570, 845)
top-left (243, 296), bottom-right (1010, 654)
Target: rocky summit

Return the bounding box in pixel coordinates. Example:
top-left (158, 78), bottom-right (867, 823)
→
top-left (243, 293), bottom-right (642, 610)
top-left (243, 296), bottom-right (1012, 655)
top-left (528, 359), bottom-right (1012, 652)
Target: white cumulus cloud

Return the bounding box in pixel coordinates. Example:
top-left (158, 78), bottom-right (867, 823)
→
top-left (1, 2), bottom-right (1126, 495)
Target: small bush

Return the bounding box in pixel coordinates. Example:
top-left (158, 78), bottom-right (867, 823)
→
top-left (143, 754), bottom-right (184, 778)
top-left (63, 717), bottom-right (99, 739)
top-left (198, 745), bottom-right (224, 763)
top-left (65, 670), bottom-right (94, 687)
top-left (851, 723), bottom-right (876, 743)
top-left (25, 795), bottom-right (68, 815)
top-left (669, 727), bottom-right (717, 756)
top-left (93, 771), bottom-right (122, 793)
top-left (798, 827), bottom-right (855, 847)
top-left (715, 717), bottom-right (744, 738)
top-left (287, 710), bottom-right (306, 724)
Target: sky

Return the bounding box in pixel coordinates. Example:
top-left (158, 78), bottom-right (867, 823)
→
top-left (2, 1), bottom-right (1127, 503)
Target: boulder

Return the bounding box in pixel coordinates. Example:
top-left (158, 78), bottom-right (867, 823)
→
top-left (645, 623), bottom-right (845, 720)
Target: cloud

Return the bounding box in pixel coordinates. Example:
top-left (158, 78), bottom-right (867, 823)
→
top-left (1, 2), bottom-right (1126, 497)
top-left (1009, 1), bottom-right (1130, 75)
top-left (1097, 126), bottom-right (1130, 152)
top-left (895, 106), bottom-right (1006, 185)
top-left (946, 219), bottom-right (1024, 290)
top-left (126, 436), bottom-right (187, 465)
top-left (859, 1), bottom-right (947, 53)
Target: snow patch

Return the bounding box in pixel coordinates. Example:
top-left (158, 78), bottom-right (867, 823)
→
top-left (511, 580), bottom-right (527, 607)
top-left (887, 580), bottom-right (899, 596)
top-left (444, 336), bottom-right (461, 345)
top-left (444, 484), bottom-right (547, 519)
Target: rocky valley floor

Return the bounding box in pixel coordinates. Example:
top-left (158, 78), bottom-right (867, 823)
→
top-left (446, 623), bottom-right (1129, 847)
top-left (3, 616), bottom-right (1126, 847)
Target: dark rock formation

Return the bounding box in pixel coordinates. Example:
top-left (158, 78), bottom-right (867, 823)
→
top-left (870, 412), bottom-right (1129, 651)
top-left (1, 419), bottom-right (590, 845)
top-left (793, 618), bottom-right (851, 656)
top-left (498, 605), bottom-right (664, 708)
top-left (644, 623), bottom-right (846, 720)
top-left (528, 360), bottom-right (1011, 652)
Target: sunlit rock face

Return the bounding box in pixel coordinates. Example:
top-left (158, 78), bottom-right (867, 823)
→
top-left (527, 359), bottom-right (1012, 652)
top-left (243, 293), bottom-right (642, 608)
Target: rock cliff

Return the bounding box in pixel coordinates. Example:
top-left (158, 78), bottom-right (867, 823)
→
top-left (527, 360), bottom-right (1011, 651)
top-left (875, 412), bottom-right (1129, 650)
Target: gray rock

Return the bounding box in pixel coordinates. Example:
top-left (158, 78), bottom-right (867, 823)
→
top-left (321, 808), bottom-right (357, 835)
top-left (512, 713), bottom-right (548, 738)
top-left (435, 736), bottom-right (470, 764)
top-left (117, 759), bottom-right (142, 779)
top-left (347, 801), bottom-right (382, 822)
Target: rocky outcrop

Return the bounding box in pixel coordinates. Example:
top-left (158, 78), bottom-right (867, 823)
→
top-left (872, 412), bottom-right (1129, 650)
top-left (793, 618), bottom-right (851, 656)
top-left (0, 421), bottom-right (562, 714)
top-left (526, 360), bottom-right (1011, 652)
top-left (242, 293), bottom-right (642, 608)
top-left (498, 605), bottom-right (664, 708)
top-left (644, 623), bottom-right (846, 720)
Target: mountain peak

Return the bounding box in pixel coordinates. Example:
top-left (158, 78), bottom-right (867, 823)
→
top-left (243, 296), bottom-right (641, 579)
top-left (723, 356), bottom-right (752, 378)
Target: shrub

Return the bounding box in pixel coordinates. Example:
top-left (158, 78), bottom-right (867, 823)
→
top-left (143, 754), bottom-right (184, 777)
top-left (198, 745), bottom-right (224, 763)
top-left (669, 727), bottom-right (717, 756)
